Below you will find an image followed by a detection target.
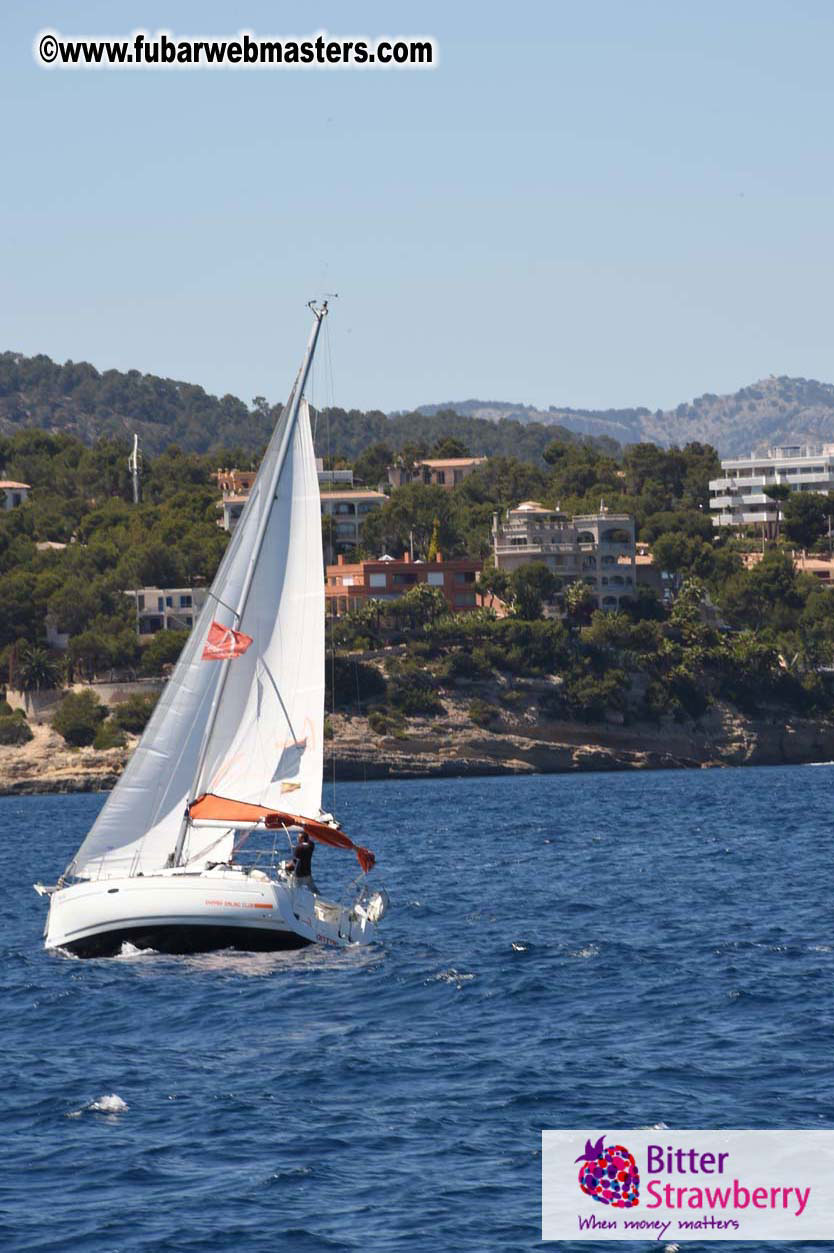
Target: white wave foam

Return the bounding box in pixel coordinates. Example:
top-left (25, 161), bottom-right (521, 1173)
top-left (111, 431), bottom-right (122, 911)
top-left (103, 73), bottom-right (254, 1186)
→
top-left (116, 941), bottom-right (156, 959)
top-left (68, 1093), bottom-right (129, 1118)
top-left (90, 1093), bottom-right (128, 1113)
top-left (429, 968), bottom-right (476, 988)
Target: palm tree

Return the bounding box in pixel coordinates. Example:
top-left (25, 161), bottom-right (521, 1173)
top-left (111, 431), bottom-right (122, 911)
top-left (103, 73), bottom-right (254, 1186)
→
top-left (14, 643), bottom-right (63, 693)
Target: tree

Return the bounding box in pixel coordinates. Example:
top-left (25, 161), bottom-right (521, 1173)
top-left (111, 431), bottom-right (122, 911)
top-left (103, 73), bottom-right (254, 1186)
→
top-left (720, 550), bottom-right (804, 632)
top-left (763, 483), bottom-right (791, 541)
top-left (563, 580), bottom-right (596, 627)
top-left (359, 483), bottom-right (463, 560)
top-left (68, 631), bottom-right (113, 681)
top-left (112, 692), bottom-right (158, 733)
top-left (479, 565), bottom-right (511, 608)
top-left (398, 582), bottom-right (448, 628)
top-left (783, 492), bottom-right (826, 552)
top-left (138, 629), bottom-right (188, 676)
top-left (352, 441), bottom-right (393, 487)
top-left (427, 516), bottom-right (440, 562)
top-left (14, 643), bottom-right (63, 692)
top-left (431, 436), bottom-right (470, 459)
top-left (321, 512), bottom-right (335, 563)
top-left (47, 577), bottom-right (107, 638)
top-left (651, 532), bottom-right (699, 575)
top-left (52, 690), bottom-right (106, 747)
top-left (510, 563), bottom-right (558, 620)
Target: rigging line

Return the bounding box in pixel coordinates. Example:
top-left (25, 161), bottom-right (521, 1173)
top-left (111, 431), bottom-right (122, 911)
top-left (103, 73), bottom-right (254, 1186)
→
top-left (258, 654), bottom-right (298, 746)
top-left (206, 589), bottom-right (244, 620)
top-left (353, 657), bottom-right (368, 788)
top-left (323, 316), bottom-right (337, 812)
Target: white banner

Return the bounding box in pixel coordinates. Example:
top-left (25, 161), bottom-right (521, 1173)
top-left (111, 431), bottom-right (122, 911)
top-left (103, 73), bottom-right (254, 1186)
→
top-left (542, 1130), bottom-right (834, 1241)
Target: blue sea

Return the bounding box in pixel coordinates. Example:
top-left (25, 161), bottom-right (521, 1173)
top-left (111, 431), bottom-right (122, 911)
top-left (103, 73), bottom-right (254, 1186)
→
top-left (3, 766), bottom-right (834, 1252)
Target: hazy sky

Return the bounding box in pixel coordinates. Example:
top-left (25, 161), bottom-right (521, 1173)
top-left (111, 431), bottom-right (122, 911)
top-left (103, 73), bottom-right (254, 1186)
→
top-left (5, 1), bottom-right (834, 416)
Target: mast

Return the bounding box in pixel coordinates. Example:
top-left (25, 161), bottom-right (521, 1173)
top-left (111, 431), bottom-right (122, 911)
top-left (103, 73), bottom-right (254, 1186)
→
top-left (171, 301), bottom-right (328, 867)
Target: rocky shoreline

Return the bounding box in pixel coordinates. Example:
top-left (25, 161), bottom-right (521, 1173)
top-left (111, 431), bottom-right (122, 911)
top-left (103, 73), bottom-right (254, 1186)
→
top-left (1, 698), bottom-right (833, 797)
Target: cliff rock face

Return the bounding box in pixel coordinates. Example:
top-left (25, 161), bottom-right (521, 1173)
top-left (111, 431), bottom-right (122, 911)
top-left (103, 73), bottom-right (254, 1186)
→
top-left (2, 698), bottom-right (832, 797)
top-left (0, 723), bottom-right (132, 794)
top-left (323, 701), bottom-right (834, 780)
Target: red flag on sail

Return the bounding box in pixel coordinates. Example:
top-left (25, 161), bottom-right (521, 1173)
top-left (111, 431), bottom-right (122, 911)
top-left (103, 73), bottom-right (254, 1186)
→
top-left (202, 620), bottom-right (253, 661)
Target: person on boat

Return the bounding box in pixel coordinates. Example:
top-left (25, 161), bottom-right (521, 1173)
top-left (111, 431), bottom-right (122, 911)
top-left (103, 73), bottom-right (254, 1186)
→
top-left (289, 830), bottom-right (317, 892)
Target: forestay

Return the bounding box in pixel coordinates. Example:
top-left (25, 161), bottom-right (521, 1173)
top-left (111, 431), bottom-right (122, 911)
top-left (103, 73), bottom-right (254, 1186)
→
top-left (69, 324), bottom-right (326, 880)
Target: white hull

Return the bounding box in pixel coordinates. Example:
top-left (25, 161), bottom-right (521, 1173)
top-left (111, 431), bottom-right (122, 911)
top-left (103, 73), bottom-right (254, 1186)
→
top-left (43, 867), bottom-right (383, 958)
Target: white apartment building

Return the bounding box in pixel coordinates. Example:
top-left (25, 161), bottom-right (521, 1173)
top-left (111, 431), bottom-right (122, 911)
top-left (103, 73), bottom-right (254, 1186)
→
top-left (216, 465), bottom-right (382, 555)
top-left (492, 501), bottom-right (637, 611)
top-left (710, 445), bottom-right (834, 533)
top-left (319, 489), bottom-right (388, 557)
top-left (125, 586), bottom-right (208, 638)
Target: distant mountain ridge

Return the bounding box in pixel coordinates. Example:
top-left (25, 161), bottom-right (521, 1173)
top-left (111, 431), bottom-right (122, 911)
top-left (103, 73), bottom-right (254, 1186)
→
top-left (4, 351), bottom-right (834, 458)
top-left (0, 351), bottom-right (610, 462)
top-left (416, 376), bottom-right (834, 456)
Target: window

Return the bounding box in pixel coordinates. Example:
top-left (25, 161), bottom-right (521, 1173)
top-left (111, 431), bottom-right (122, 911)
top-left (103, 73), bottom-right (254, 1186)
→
top-left (435, 470), bottom-right (446, 485)
top-left (369, 573), bottom-right (387, 589)
top-left (427, 572), bottom-right (444, 586)
top-left (137, 595), bottom-right (145, 610)
top-left (157, 597), bottom-right (164, 611)
top-left (165, 597), bottom-right (173, 608)
top-left (184, 616), bottom-right (192, 626)
top-left (456, 591), bottom-right (476, 606)
top-left (180, 595), bottom-right (192, 608)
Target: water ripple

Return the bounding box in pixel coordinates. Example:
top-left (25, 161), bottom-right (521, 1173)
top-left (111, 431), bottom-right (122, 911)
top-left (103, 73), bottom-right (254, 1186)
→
top-left (4, 769), bottom-right (834, 1251)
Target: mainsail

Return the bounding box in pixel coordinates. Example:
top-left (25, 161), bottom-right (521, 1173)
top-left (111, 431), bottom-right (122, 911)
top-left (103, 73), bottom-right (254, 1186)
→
top-left (70, 311), bottom-right (327, 880)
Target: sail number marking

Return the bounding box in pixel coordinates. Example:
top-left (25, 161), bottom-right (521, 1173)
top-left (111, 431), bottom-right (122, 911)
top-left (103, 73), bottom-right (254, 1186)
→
top-left (204, 898), bottom-right (273, 909)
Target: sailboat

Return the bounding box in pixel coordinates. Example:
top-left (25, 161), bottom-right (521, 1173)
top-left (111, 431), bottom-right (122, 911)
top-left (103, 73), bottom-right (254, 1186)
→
top-left (35, 302), bottom-right (387, 957)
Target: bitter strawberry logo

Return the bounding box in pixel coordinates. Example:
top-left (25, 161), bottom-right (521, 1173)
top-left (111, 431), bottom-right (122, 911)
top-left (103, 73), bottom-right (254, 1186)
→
top-left (576, 1135), bottom-right (640, 1207)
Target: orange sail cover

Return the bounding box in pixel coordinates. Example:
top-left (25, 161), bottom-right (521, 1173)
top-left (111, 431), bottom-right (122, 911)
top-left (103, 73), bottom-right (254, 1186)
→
top-left (188, 793), bottom-right (375, 872)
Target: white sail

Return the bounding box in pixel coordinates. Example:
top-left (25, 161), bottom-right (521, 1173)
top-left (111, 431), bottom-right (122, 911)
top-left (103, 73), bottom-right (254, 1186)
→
top-left (185, 398), bottom-right (325, 848)
top-left (70, 318), bottom-right (326, 880)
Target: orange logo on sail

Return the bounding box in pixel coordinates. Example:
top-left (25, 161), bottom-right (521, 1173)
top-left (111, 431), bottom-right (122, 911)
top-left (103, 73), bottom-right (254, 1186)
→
top-left (202, 621), bottom-right (253, 661)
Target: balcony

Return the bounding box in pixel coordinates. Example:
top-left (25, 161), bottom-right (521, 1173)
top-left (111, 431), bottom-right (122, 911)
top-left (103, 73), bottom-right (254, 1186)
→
top-left (494, 539), bottom-right (577, 556)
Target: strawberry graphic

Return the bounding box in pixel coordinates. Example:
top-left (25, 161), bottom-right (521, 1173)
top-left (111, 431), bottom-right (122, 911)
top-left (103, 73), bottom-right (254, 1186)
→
top-left (576, 1135), bottom-right (640, 1208)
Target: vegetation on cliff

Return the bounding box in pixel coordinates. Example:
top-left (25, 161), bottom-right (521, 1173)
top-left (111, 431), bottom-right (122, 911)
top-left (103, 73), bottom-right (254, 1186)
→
top-left (2, 420), bottom-right (834, 745)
